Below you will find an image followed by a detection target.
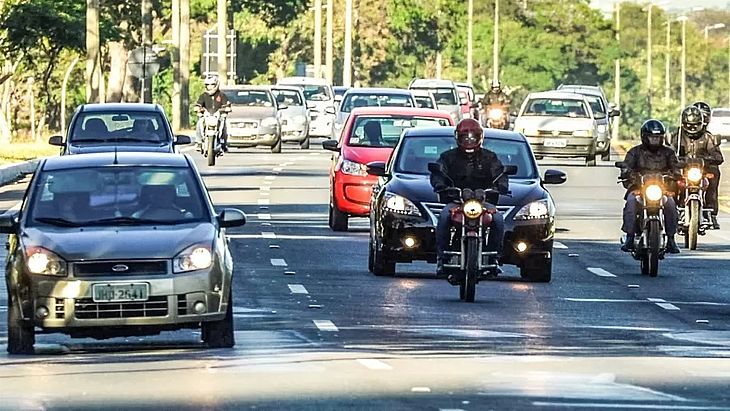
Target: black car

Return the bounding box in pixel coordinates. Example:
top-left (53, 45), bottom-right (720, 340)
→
top-left (0, 152), bottom-right (246, 354)
top-left (49, 103), bottom-right (191, 154)
top-left (367, 127), bottom-right (566, 282)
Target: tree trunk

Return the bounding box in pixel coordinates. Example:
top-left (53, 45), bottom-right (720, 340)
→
top-left (107, 41), bottom-right (128, 102)
top-left (171, 0), bottom-right (181, 130)
top-left (217, 0), bottom-right (227, 83)
top-left (86, 0), bottom-right (101, 103)
top-left (0, 61), bottom-right (17, 143)
top-left (180, 0), bottom-right (190, 129)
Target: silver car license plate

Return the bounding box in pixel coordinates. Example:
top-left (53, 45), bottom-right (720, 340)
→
top-left (92, 283), bottom-right (149, 302)
top-left (544, 138), bottom-right (567, 148)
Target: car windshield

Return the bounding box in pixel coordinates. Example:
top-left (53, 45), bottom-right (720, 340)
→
top-left (414, 96), bottom-right (435, 109)
top-left (395, 135), bottom-right (538, 179)
top-left (347, 116), bottom-right (450, 148)
top-left (523, 98), bottom-right (591, 118)
top-left (712, 109), bottom-right (730, 117)
top-left (340, 93), bottom-right (414, 112)
top-left (412, 87), bottom-right (457, 105)
top-left (584, 95), bottom-right (606, 118)
top-left (300, 85), bottom-right (333, 101)
top-left (272, 89), bottom-right (304, 106)
top-left (225, 90), bottom-right (274, 107)
top-left (28, 166), bottom-right (209, 227)
top-left (70, 111), bottom-right (170, 143)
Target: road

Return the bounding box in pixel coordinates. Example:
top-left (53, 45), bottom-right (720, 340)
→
top-left (0, 141), bottom-right (730, 410)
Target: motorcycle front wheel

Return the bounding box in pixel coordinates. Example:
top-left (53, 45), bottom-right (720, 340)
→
top-left (206, 134), bottom-right (216, 166)
top-left (688, 200), bottom-right (700, 250)
top-left (647, 220), bottom-right (661, 277)
top-left (463, 237), bottom-right (479, 302)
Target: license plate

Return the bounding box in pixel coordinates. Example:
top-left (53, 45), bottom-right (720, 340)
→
top-left (229, 127), bottom-right (255, 137)
top-left (544, 138), bottom-right (567, 148)
top-left (92, 283), bottom-right (149, 302)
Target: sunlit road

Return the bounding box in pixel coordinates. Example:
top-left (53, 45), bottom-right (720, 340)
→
top-left (1, 142), bottom-right (730, 410)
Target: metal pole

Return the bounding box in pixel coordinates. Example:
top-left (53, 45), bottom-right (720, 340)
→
top-left (647, 4), bottom-right (652, 118)
top-left (172, 0), bottom-right (181, 130)
top-left (217, 0), bottom-right (227, 83)
top-left (613, 0), bottom-right (621, 141)
top-left (314, 0), bottom-right (322, 78)
top-left (436, 0), bottom-right (442, 79)
top-left (343, 0), bottom-right (352, 86)
top-left (61, 56), bottom-right (79, 137)
top-left (681, 18), bottom-right (686, 109)
top-left (665, 21), bottom-right (670, 104)
top-left (325, 0), bottom-right (333, 83)
top-left (467, 0), bottom-right (473, 84)
top-left (28, 77), bottom-right (36, 141)
top-left (493, 0), bottom-right (499, 83)
top-left (728, 36), bottom-right (730, 107)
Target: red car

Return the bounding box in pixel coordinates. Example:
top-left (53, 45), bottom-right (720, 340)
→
top-left (322, 107), bottom-right (454, 231)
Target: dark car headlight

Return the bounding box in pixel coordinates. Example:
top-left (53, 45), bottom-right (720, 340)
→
top-left (25, 246), bottom-right (67, 276)
top-left (174, 244), bottom-right (213, 273)
top-left (514, 199), bottom-right (552, 221)
top-left (383, 192), bottom-right (421, 217)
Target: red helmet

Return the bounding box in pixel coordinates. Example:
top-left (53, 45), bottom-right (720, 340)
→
top-left (455, 118), bottom-right (483, 153)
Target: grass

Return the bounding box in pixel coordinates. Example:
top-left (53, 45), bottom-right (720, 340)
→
top-left (0, 142), bottom-right (59, 165)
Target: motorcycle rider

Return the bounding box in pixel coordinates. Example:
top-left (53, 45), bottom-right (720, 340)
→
top-left (195, 74), bottom-right (230, 152)
top-left (621, 119), bottom-right (681, 254)
top-left (670, 105), bottom-right (724, 229)
top-left (483, 81), bottom-right (510, 108)
top-left (430, 118), bottom-right (509, 279)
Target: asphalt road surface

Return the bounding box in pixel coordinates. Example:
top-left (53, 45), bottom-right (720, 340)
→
top-left (1, 141), bottom-right (730, 410)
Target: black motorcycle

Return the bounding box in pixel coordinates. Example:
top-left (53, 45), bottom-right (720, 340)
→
top-left (678, 157), bottom-right (713, 250)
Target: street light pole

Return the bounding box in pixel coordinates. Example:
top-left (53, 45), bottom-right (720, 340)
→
top-left (493, 0), bottom-right (499, 84)
top-left (665, 20), bottom-right (670, 104)
top-left (325, 0), bottom-right (333, 83)
top-left (343, 0), bottom-right (352, 86)
top-left (646, 4), bottom-right (653, 118)
top-left (613, 0), bottom-right (620, 141)
top-left (467, 0), bottom-right (473, 85)
top-left (679, 16), bottom-right (687, 109)
top-left (314, 0), bottom-right (322, 78)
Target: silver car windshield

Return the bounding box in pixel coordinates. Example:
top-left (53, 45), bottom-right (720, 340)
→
top-left (272, 90), bottom-right (304, 106)
top-left (70, 112), bottom-right (170, 144)
top-left (413, 88), bottom-right (457, 105)
top-left (28, 167), bottom-right (209, 227)
top-left (395, 135), bottom-right (538, 179)
top-left (523, 98), bottom-right (590, 118)
top-left (301, 85), bottom-right (333, 101)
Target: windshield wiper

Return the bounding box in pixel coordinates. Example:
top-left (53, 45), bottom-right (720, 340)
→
top-left (114, 137), bottom-right (161, 143)
top-left (72, 138), bottom-right (108, 143)
top-left (84, 216), bottom-right (181, 226)
top-left (34, 217), bottom-right (82, 227)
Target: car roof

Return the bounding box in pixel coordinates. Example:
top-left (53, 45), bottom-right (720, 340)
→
top-left (527, 91), bottom-right (588, 101)
top-left (455, 83), bottom-right (474, 89)
top-left (409, 78), bottom-right (456, 88)
top-left (410, 89), bottom-right (434, 97)
top-left (270, 85), bottom-right (304, 94)
top-left (343, 88), bottom-right (412, 96)
top-left (41, 152), bottom-right (191, 171)
top-left (78, 103), bottom-right (163, 113)
top-left (221, 85), bottom-right (272, 92)
top-left (403, 126), bottom-right (527, 143)
top-left (349, 107), bottom-right (452, 118)
top-left (277, 76), bottom-right (330, 86)
top-left (555, 87), bottom-right (603, 98)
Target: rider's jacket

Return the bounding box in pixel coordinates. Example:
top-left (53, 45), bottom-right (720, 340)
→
top-left (430, 148), bottom-right (509, 204)
top-left (668, 130), bottom-right (724, 171)
top-left (622, 144), bottom-right (680, 195)
top-left (483, 90), bottom-right (510, 107)
top-left (196, 90), bottom-right (230, 114)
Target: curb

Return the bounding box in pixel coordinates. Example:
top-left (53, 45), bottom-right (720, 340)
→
top-left (0, 159), bottom-right (40, 187)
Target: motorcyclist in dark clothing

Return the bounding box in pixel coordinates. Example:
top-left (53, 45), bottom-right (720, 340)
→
top-left (195, 74), bottom-right (231, 151)
top-left (430, 118), bottom-right (509, 278)
top-left (621, 119), bottom-right (681, 254)
top-left (668, 105), bottom-right (724, 229)
top-left (482, 81), bottom-right (510, 108)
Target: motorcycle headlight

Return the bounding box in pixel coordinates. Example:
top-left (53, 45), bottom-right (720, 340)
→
top-left (597, 124), bottom-right (607, 133)
top-left (489, 108), bottom-right (504, 120)
top-left (645, 184), bottom-right (663, 202)
top-left (687, 167), bottom-right (703, 183)
top-left (514, 199), bottom-right (552, 221)
top-left (340, 159), bottom-right (367, 176)
top-left (383, 192), bottom-right (421, 216)
top-left (573, 129), bottom-right (593, 137)
top-left (174, 244), bottom-right (213, 273)
top-left (463, 200), bottom-right (484, 219)
top-left (25, 246), bottom-right (67, 276)
top-left (261, 117), bottom-right (279, 128)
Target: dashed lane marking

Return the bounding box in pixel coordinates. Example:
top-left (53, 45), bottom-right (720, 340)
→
top-left (270, 258), bottom-right (288, 267)
top-left (260, 186), bottom-right (271, 191)
top-left (273, 167), bottom-right (283, 172)
top-left (411, 387), bottom-right (431, 393)
top-left (287, 284), bottom-right (308, 294)
top-left (257, 213), bottom-right (271, 220)
top-left (531, 403), bottom-right (723, 410)
top-left (356, 359), bottom-right (393, 370)
top-left (648, 298), bottom-right (681, 311)
top-left (313, 320), bottom-right (338, 332)
top-left (265, 176), bottom-right (277, 181)
top-left (258, 199), bottom-right (270, 205)
top-left (554, 241), bottom-right (568, 249)
top-left (226, 234), bottom-right (362, 241)
top-left (260, 192), bottom-right (270, 197)
top-left (261, 232), bottom-right (276, 239)
top-left (587, 267), bottom-right (617, 277)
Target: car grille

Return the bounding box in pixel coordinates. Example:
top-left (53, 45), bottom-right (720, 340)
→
top-left (421, 202), bottom-right (515, 226)
top-left (74, 296), bottom-right (169, 319)
top-left (55, 298), bottom-right (65, 319)
top-left (230, 121), bottom-right (258, 129)
top-left (74, 261), bottom-right (168, 277)
top-left (537, 130), bottom-right (573, 137)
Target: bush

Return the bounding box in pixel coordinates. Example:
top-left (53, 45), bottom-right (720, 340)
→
top-left (0, 142), bottom-right (59, 164)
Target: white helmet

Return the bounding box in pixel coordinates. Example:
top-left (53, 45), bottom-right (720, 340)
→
top-left (204, 74), bottom-right (219, 95)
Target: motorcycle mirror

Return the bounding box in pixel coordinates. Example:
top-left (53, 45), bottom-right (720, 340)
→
top-left (503, 165), bottom-right (518, 176)
top-left (614, 161), bottom-right (625, 169)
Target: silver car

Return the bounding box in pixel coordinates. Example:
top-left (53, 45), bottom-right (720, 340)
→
top-left (513, 91), bottom-right (600, 166)
top-left (222, 86), bottom-right (283, 153)
top-left (408, 78), bottom-right (463, 124)
top-left (271, 86), bottom-right (312, 149)
top-left (332, 88), bottom-right (416, 139)
top-left (411, 89), bottom-right (437, 109)
top-left (557, 84), bottom-right (621, 160)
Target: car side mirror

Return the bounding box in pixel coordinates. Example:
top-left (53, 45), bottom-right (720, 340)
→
top-left (470, 102), bottom-right (480, 109)
top-left (0, 212), bottom-right (19, 234)
top-left (366, 161), bottom-right (388, 177)
top-left (48, 135), bottom-right (64, 146)
top-left (278, 104), bottom-right (289, 111)
top-left (614, 161), bottom-right (625, 169)
top-left (218, 208), bottom-right (246, 228)
top-left (322, 139), bottom-right (340, 152)
top-left (174, 135), bottom-right (192, 145)
top-left (459, 96), bottom-right (468, 105)
top-left (543, 169), bottom-right (567, 185)
top-left (307, 102), bottom-right (316, 110)
top-left (610, 108), bottom-right (621, 117)
top-left (325, 106), bottom-right (336, 115)
top-left (510, 111), bottom-right (518, 117)
top-left (503, 165), bottom-right (518, 176)
top-left (334, 96), bottom-right (343, 104)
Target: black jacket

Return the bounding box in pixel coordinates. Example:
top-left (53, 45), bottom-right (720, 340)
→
top-left (195, 90), bottom-right (230, 114)
top-left (668, 130), bottom-right (724, 170)
top-left (430, 148), bottom-right (509, 204)
top-left (482, 90), bottom-right (510, 107)
top-left (622, 144), bottom-right (680, 194)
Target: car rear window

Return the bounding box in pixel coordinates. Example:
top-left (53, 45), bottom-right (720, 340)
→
top-left (523, 98), bottom-right (590, 118)
top-left (712, 109), bottom-right (730, 117)
top-left (347, 116), bottom-right (451, 148)
top-left (340, 93), bottom-right (414, 113)
top-left (412, 87), bottom-right (457, 105)
top-left (414, 96), bottom-right (435, 109)
top-left (395, 135), bottom-right (538, 179)
top-left (225, 90), bottom-right (274, 107)
top-left (70, 111), bottom-right (170, 144)
top-left (272, 89), bottom-right (304, 106)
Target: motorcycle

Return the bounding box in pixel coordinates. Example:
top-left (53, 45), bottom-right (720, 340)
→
top-left (483, 105), bottom-right (509, 130)
top-left (677, 157), bottom-right (714, 250)
top-left (198, 110), bottom-right (227, 166)
top-left (616, 162), bottom-right (670, 277)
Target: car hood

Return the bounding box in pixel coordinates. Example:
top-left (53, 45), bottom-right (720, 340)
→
top-left (21, 222), bottom-right (216, 261)
top-left (280, 106), bottom-right (308, 117)
top-left (68, 144), bottom-right (171, 154)
top-left (386, 174), bottom-right (547, 215)
top-left (228, 106), bottom-right (277, 120)
top-left (514, 116), bottom-right (595, 131)
top-left (341, 146), bottom-right (395, 165)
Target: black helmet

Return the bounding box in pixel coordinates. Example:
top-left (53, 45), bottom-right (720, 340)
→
top-left (640, 119), bottom-right (666, 152)
top-left (692, 101), bottom-right (711, 128)
top-left (681, 105), bottom-right (704, 140)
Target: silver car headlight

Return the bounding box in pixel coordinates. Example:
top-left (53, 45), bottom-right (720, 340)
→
top-left (294, 115), bottom-right (308, 124)
top-left (383, 192), bottom-right (421, 216)
top-left (597, 124), bottom-right (607, 133)
top-left (174, 244), bottom-right (213, 273)
top-left (25, 246), bottom-right (67, 276)
top-left (573, 130), bottom-right (593, 137)
top-left (261, 117), bottom-right (279, 128)
top-left (514, 199), bottom-right (552, 220)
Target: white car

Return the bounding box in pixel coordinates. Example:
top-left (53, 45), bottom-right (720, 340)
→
top-left (276, 77), bottom-right (336, 138)
top-left (708, 108), bottom-right (730, 144)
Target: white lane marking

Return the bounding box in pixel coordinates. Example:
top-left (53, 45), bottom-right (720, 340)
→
top-left (257, 213), bottom-right (271, 220)
top-left (260, 185), bottom-right (271, 191)
top-left (265, 176), bottom-right (277, 180)
top-left (261, 232), bottom-right (276, 239)
top-left (356, 359), bottom-right (393, 370)
top-left (226, 234), bottom-right (362, 241)
top-left (411, 387), bottom-right (431, 393)
top-left (258, 199), bottom-right (270, 205)
top-left (260, 192), bottom-right (270, 197)
top-left (440, 409), bottom-right (465, 411)
top-left (313, 320), bottom-right (338, 332)
top-left (273, 167), bottom-right (283, 172)
top-left (270, 258), bottom-right (287, 267)
top-left (564, 298), bottom-right (639, 303)
top-left (531, 403), bottom-right (723, 410)
top-left (648, 298), bottom-right (680, 311)
top-left (587, 267), bottom-right (617, 277)
top-left (554, 241), bottom-right (568, 249)
top-left (288, 284), bottom-right (308, 294)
